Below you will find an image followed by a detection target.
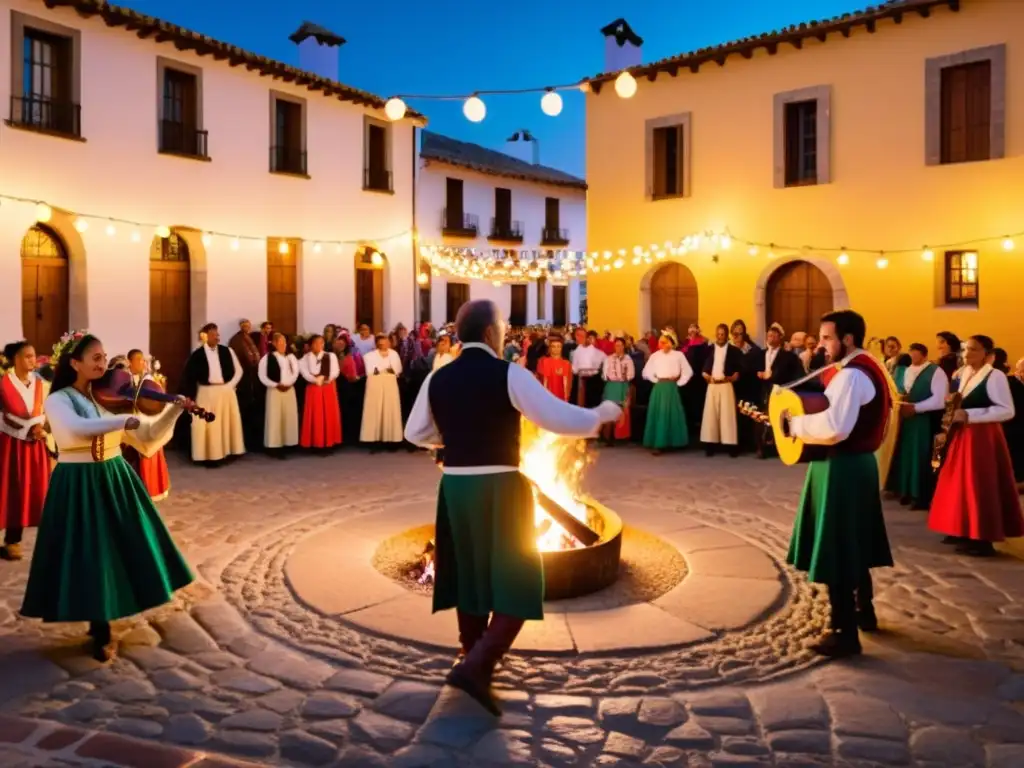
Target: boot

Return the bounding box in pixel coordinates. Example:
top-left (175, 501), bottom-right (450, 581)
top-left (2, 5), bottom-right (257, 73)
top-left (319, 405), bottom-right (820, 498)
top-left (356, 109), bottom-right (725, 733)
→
top-left (89, 621), bottom-right (116, 663)
top-left (811, 631), bottom-right (862, 658)
top-left (446, 613), bottom-right (524, 716)
top-left (856, 573), bottom-right (878, 632)
top-left (454, 611), bottom-right (489, 664)
top-left (956, 540), bottom-right (996, 557)
top-left (0, 543), bottom-right (23, 561)
top-left (816, 585), bottom-right (862, 658)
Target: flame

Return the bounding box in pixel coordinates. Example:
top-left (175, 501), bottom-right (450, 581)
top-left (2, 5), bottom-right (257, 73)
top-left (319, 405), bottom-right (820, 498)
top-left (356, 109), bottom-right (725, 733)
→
top-left (519, 419), bottom-right (591, 552)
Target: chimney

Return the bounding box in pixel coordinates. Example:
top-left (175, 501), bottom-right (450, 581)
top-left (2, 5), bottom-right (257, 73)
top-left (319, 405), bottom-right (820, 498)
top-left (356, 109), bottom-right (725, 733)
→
top-left (601, 18), bottom-right (643, 73)
top-left (503, 130), bottom-right (540, 165)
top-left (289, 21), bottom-right (346, 81)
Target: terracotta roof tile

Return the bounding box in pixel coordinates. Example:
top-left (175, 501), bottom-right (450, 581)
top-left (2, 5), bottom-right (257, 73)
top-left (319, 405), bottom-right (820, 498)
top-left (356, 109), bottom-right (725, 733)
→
top-left (586, 0), bottom-right (960, 87)
top-left (37, 0), bottom-right (423, 120)
top-left (420, 131), bottom-right (587, 190)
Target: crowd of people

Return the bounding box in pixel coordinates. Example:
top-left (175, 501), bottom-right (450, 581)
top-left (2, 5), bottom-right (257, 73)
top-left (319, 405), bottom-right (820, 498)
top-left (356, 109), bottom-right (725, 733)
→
top-left (0, 308), bottom-right (1022, 664)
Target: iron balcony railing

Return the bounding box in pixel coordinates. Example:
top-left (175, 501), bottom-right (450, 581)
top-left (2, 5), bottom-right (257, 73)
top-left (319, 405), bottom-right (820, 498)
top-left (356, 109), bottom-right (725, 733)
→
top-left (489, 218), bottom-right (524, 241)
top-left (363, 167), bottom-right (392, 192)
top-left (8, 95), bottom-right (81, 138)
top-left (441, 210), bottom-right (479, 236)
top-left (270, 145), bottom-right (307, 175)
top-left (159, 120), bottom-right (209, 158)
top-left (541, 226), bottom-right (570, 245)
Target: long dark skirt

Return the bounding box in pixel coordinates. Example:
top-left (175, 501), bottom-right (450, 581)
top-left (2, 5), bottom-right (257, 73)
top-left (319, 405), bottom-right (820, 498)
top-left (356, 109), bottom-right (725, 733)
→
top-left (338, 378), bottom-right (366, 446)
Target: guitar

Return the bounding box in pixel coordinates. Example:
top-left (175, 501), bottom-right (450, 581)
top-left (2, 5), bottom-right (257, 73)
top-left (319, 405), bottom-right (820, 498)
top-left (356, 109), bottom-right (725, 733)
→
top-left (930, 392), bottom-right (963, 472)
top-left (737, 386), bottom-right (831, 465)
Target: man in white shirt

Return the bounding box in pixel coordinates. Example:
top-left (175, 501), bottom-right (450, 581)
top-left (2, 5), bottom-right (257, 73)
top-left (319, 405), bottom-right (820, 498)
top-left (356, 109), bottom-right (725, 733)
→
top-left (569, 330), bottom-right (607, 409)
top-left (700, 324), bottom-right (742, 456)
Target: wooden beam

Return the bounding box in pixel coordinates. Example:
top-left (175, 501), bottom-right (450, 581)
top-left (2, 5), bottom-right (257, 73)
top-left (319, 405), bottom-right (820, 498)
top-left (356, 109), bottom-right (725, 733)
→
top-left (688, 61), bottom-right (700, 73)
top-left (591, 81), bottom-right (603, 95)
top-left (646, 70), bottom-right (658, 82)
top-left (154, 32), bottom-right (173, 43)
top-left (790, 38), bottom-right (803, 50)
top-left (740, 48), bottom-right (753, 59)
top-left (532, 484), bottom-right (600, 547)
top-left (866, 19), bottom-right (877, 33)
top-left (893, 11), bottom-right (903, 24)
top-left (840, 26), bottom-right (852, 38)
top-left (714, 54), bottom-right (727, 66)
top-left (815, 31), bottom-right (827, 42)
top-left (947, 0), bottom-right (960, 10)
top-left (667, 65), bottom-right (679, 77)
top-left (917, 6), bottom-right (931, 17)
top-left (766, 42), bottom-right (778, 55)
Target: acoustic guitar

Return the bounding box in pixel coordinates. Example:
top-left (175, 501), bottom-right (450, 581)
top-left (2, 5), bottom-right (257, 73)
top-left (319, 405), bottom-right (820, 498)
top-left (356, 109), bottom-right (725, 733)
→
top-left (930, 391), bottom-right (963, 472)
top-left (737, 386), bottom-right (831, 465)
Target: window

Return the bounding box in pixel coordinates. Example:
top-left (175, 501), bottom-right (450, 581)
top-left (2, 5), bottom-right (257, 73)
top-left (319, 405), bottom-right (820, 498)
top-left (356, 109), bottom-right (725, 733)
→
top-left (364, 118), bottom-right (392, 192)
top-left (509, 284), bottom-right (527, 327)
top-left (270, 95), bottom-right (306, 175)
top-left (418, 286), bottom-right (431, 324)
top-left (944, 251), bottom-right (978, 305)
top-left (442, 178), bottom-right (477, 234)
top-left (940, 61), bottom-right (991, 164)
top-left (784, 100), bottom-right (817, 186)
top-left (926, 45), bottom-right (1005, 166)
top-left (773, 87), bottom-right (830, 188)
top-left (495, 188), bottom-right (512, 226)
top-left (159, 66), bottom-right (206, 159)
top-left (446, 282), bottom-right (469, 323)
top-left (541, 198), bottom-right (568, 245)
top-left (536, 276), bottom-right (547, 322)
top-left (8, 18), bottom-right (80, 138)
top-left (552, 284), bottom-right (568, 327)
top-left (645, 113), bottom-right (691, 200)
top-left (653, 125), bottom-right (684, 197)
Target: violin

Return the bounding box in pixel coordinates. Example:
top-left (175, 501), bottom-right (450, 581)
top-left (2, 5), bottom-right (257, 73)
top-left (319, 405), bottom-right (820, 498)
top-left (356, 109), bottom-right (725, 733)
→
top-left (92, 368), bottom-right (215, 422)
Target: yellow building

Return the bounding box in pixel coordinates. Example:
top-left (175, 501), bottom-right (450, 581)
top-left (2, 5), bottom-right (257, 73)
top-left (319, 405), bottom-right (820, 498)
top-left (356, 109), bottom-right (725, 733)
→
top-left (585, 0), bottom-right (1024, 360)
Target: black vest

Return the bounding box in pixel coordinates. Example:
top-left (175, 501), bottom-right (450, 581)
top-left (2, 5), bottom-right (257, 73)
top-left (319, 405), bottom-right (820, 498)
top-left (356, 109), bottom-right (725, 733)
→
top-left (429, 347), bottom-right (520, 467)
top-left (190, 345), bottom-right (235, 386)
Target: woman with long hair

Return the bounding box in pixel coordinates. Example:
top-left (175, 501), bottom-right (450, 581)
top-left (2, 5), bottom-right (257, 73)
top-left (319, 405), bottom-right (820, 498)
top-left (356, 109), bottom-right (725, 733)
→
top-left (935, 331), bottom-right (961, 386)
top-left (20, 332), bottom-right (194, 661)
top-left (0, 341), bottom-right (50, 561)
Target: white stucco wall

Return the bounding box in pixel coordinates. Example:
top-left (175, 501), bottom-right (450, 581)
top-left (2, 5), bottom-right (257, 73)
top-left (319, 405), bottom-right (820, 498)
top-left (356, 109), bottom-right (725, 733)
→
top-left (415, 160), bottom-right (585, 326)
top-left (0, 0), bottom-right (416, 356)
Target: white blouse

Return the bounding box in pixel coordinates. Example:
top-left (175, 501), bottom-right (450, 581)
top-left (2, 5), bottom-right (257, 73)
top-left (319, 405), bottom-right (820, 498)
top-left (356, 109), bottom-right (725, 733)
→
top-left (958, 364), bottom-right (1015, 425)
top-left (258, 353), bottom-right (300, 388)
top-left (299, 352), bottom-right (339, 384)
top-left (433, 352), bottom-right (454, 371)
top-left (46, 388), bottom-right (181, 463)
top-left (0, 371), bottom-right (47, 440)
top-left (571, 345), bottom-right (607, 374)
top-left (642, 349), bottom-right (693, 387)
top-left (363, 349), bottom-right (403, 376)
top-left (904, 363), bottom-right (948, 414)
top-left (201, 345), bottom-right (243, 388)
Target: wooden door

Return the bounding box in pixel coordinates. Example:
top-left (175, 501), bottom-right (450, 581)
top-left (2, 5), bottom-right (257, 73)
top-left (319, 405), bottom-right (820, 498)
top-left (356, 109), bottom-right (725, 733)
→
top-left (149, 233), bottom-right (191, 393)
top-left (509, 284), bottom-right (527, 327)
top-left (649, 262), bottom-right (698, 333)
top-left (765, 260), bottom-right (833, 339)
top-left (355, 251), bottom-right (384, 331)
top-left (445, 282), bottom-right (469, 323)
top-left (552, 285), bottom-right (567, 326)
top-left (20, 224), bottom-right (69, 355)
top-left (267, 239), bottom-right (298, 336)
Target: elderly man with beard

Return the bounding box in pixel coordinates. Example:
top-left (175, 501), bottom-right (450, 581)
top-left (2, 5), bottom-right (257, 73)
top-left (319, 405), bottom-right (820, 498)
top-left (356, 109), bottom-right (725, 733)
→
top-left (782, 310), bottom-right (894, 658)
top-left (405, 300), bottom-right (621, 716)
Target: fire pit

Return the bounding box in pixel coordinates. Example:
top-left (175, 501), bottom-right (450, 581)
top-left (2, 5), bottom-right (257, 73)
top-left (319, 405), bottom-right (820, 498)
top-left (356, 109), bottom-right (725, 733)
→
top-left (540, 497), bottom-right (623, 600)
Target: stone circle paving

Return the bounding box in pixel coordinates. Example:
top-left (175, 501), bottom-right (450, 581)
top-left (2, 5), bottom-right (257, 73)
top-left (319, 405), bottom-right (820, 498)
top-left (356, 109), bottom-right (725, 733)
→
top-left (0, 449), bottom-right (1022, 767)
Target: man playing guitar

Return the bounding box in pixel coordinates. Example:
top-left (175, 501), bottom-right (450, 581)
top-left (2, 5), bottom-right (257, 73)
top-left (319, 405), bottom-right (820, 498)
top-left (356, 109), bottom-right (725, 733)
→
top-left (782, 310), bottom-right (894, 658)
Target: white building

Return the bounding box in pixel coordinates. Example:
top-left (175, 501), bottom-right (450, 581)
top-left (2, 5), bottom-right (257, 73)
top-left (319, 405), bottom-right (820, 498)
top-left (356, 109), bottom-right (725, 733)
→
top-left (416, 129), bottom-right (585, 327)
top-left (0, 0), bottom-right (421, 390)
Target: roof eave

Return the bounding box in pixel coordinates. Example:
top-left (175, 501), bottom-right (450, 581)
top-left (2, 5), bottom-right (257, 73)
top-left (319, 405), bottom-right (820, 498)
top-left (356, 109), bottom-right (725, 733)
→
top-left (421, 155), bottom-right (587, 191)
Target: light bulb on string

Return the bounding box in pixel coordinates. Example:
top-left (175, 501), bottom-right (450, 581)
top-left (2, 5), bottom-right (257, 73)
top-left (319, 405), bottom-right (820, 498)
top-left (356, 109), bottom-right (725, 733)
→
top-left (1003, 237), bottom-right (1015, 251)
top-left (34, 203), bottom-right (52, 223)
top-left (921, 248), bottom-right (934, 262)
top-left (278, 240), bottom-right (289, 255)
top-left (877, 254), bottom-right (889, 269)
top-left (540, 90), bottom-right (563, 117)
top-left (837, 252), bottom-right (849, 265)
top-left (313, 242), bottom-right (322, 254)
top-left (416, 272), bottom-right (428, 286)
top-left (614, 71), bottom-right (637, 99)
top-left (384, 97), bottom-right (407, 121)
top-left (105, 224), bottom-right (116, 237)
top-left (371, 251), bottom-right (384, 267)
top-left (230, 238), bottom-right (240, 251)
top-left (463, 95), bottom-right (486, 123)
top-left (748, 245), bottom-right (759, 256)
top-left (720, 234), bottom-right (732, 249)
top-left (74, 218), bottom-right (88, 233)
top-left (155, 225), bottom-right (170, 239)
top-left (130, 230), bottom-right (141, 243)
top-left (202, 233), bottom-right (212, 247)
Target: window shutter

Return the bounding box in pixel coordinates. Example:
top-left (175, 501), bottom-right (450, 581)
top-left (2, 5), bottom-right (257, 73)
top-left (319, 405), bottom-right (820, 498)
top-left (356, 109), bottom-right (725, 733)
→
top-left (674, 126), bottom-right (686, 196)
top-left (652, 127), bottom-right (667, 197)
top-left (965, 60), bottom-right (991, 161)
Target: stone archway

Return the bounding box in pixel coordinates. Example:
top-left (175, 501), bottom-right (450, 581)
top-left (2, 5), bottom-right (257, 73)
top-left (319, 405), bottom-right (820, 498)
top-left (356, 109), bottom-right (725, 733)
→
top-left (638, 261), bottom-right (699, 336)
top-left (755, 256), bottom-right (848, 342)
top-left (20, 223), bottom-right (69, 354)
top-left (354, 246), bottom-right (388, 332)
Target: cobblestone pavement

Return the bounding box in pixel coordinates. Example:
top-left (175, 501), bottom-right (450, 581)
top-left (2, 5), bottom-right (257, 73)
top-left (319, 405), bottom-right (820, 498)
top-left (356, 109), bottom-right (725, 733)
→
top-left (0, 447), bottom-right (1022, 767)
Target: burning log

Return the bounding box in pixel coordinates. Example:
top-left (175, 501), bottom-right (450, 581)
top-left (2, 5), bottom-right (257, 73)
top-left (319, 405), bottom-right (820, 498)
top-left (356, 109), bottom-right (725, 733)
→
top-left (531, 483), bottom-right (601, 547)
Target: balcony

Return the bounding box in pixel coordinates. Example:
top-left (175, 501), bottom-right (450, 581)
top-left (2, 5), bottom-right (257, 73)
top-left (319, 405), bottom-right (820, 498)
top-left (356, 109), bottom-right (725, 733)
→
top-left (7, 95), bottom-right (81, 139)
top-left (441, 210), bottom-right (479, 238)
top-left (488, 218), bottom-right (524, 243)
top-left (364, 167), bottom-right (393, 193)
top-left (159, 120), bottom-right (209, 160)
top-left (541, 227), bottom-right (570, 246)
top-left (270, 145), bottom-right (308, 177)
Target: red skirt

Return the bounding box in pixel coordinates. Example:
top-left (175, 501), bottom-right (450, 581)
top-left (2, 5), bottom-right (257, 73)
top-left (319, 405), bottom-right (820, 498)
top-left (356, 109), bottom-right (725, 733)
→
top-left (123, 445), bottom-right (171, 502)
top-left (928, 423), bottom-right (1024, 542)
top-left (301, 383), bottom-right (342, 448)
top-left (0, 433), bottom-right (49, 529)
top-left (614, 403), bottom-right (631, 440)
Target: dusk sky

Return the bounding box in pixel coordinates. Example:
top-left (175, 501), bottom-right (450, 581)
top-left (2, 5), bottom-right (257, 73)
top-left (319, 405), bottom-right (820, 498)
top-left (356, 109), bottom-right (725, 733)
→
top-left (119, 0), bottom-right (871, 178)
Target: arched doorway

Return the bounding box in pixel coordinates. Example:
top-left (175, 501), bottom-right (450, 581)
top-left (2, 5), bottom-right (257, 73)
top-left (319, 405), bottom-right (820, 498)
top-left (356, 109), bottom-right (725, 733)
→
top-left (267, 238), bottom-right (298, 336)
top-left (21, 224), bottom-right (69, 354)
top-left (149, 232), bottom-right (191, 393)
top-left (355, 247), bottom-right (385, 331)
top-left (647, 262), bottom-right (698, 334)
top-left (764, 260), bottom-right (835, 340)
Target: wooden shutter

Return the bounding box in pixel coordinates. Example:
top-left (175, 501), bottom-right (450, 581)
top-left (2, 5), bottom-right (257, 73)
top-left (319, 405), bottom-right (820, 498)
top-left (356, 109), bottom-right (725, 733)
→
top-left (965, 61), bottom-right (991, 162)
top-left (552, 285), bottom-right (567, 326)
top-left (286, 102), bottom-right (302, 150)
top-left (673, 126), bottom-right (685, 195)
top-left (545, 197), bottom-right (559, 230)
top-left (446, 178), bottom-right (463, 219)
top-left (368, 124), bottom-right (386, 173)
top-left (652, 127), bottom-right (667, 196)
top-left (495, 188), bottom-right (511, 227)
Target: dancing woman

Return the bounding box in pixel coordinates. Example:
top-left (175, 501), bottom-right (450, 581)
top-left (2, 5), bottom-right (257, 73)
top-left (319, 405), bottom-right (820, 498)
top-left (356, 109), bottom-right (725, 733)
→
top-left (20, 332), bottom-right (195, 662)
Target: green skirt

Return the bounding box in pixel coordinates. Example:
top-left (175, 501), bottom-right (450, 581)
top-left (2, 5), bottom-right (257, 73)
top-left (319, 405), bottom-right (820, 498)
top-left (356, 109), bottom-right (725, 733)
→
top-left (21, 457), bottom-right (195, 623)
top-left (884, 413), bottom-right (936, 504)
top-left (786, 452), bottom-right (894, 586)
top-left (603, 380), bottom-right (629, 405)
top-left (433, 472), bottom-right (544, 620)
top-left (643, 381), bottom-right (689, 449)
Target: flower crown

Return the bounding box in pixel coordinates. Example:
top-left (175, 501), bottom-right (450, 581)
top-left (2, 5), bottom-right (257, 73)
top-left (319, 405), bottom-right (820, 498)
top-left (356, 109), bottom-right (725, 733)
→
top-left (52, 330), bottom-right (90, 362)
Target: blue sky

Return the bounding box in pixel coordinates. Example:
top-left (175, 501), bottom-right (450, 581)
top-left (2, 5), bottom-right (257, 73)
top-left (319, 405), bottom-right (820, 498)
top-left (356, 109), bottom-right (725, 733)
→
top-left (119, 0), bottom-right (871, 177)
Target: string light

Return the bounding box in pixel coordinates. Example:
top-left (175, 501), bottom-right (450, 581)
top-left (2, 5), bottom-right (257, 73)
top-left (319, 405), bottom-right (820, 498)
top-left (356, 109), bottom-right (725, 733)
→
top-left (34, 203), bottom-right (52, 223)
top-left (540, 90), bottom-right (563, 117)
top-left (1003, 237), bottom-right (1015, 251)
top-left (74, 218), bottom-right (88, 233)
top-left (837, 253), bottom-right (849, 265)
top-left (614, 71), bottom-right (637, 99)
top-left (463, 95), bottom-right (486, 123)
top-left (155, 225), bottom-right (170, 239)
top-left (201, 233), bottom-right (212, 247)
top-left (921, 248), bottom-right (934, 262)
top-left (105, 224), bottom-right (116, 237)
top-left (277, 240), bottom-right (289, 255)
top-left (384, 97), bottom-right (407, 121)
